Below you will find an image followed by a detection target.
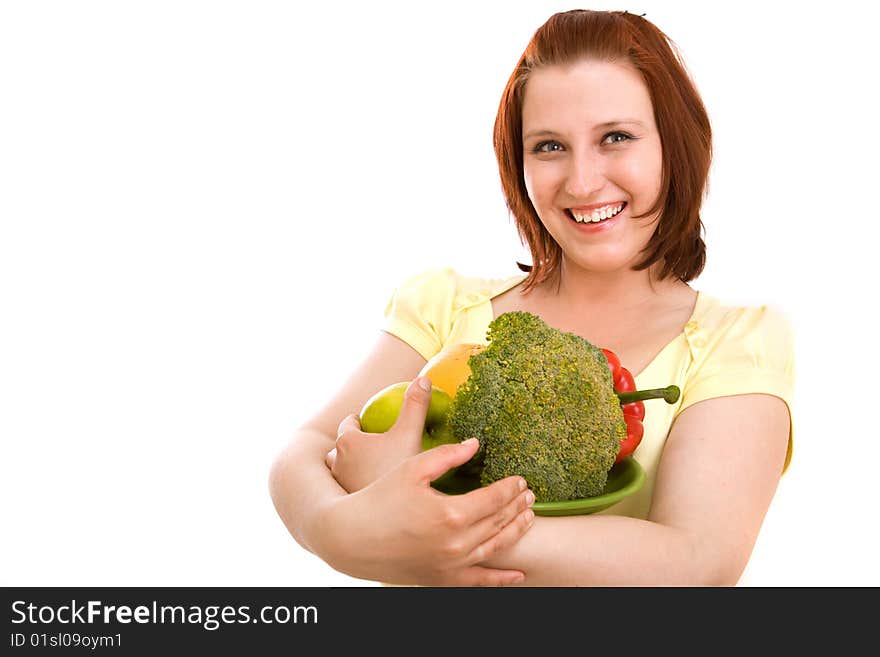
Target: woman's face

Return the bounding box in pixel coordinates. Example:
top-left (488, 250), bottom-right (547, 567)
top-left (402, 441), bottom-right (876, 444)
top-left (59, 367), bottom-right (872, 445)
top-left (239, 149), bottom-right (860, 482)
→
top-left (521, 59), bottom-right (663, 276)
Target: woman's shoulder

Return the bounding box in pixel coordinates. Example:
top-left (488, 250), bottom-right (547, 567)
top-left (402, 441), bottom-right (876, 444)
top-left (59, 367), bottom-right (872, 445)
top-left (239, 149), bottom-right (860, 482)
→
top-left (386, 266), bottom-right (526, 311)
top-left (680, 291), bottom-right (796, 473)
top-left (682, 290), bottom-right (795, 390)
top-left (382, 266), bottom-right (526, 361)
top-left (691, 291), bottom-right (794, 348)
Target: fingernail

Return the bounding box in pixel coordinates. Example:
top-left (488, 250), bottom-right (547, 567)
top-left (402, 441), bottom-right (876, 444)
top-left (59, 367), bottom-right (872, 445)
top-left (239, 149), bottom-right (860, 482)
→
top-left (525, 509), bottom-right (535, 524)
top-left (461, 437), bottom-right (478, 447)
top-left (518, 478), bottom-right (527, 491)
top-left (525, 490), bottom-right (535, 506)
top-left (416, 376), bottom-right (432, 393)
top-left (512, 573), bottom-right (525, 584)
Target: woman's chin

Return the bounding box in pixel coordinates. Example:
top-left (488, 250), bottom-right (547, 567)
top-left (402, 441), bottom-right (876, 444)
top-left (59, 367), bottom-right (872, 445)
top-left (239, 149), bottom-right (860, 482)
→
top-left (563, 253), bottom-right (638, 276)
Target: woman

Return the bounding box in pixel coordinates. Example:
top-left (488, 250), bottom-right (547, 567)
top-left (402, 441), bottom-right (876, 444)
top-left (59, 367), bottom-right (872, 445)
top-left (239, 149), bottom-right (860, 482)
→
top-left (269, 10), bottom-right (793, 586)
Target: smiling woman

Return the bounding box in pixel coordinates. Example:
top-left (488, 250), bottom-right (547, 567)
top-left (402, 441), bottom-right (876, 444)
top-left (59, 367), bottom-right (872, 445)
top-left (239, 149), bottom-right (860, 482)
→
top-left (495, 10), bottom-right (711, 291)
top-left (269, 9), bottom-right (794, 587)
top-left (519, 60), bottom-right (665, 275)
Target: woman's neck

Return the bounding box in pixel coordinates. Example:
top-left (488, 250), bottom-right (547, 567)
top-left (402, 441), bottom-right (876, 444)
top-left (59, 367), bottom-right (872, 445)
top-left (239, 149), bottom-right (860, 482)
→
top-left (535, 259), bottom-right (683, 315)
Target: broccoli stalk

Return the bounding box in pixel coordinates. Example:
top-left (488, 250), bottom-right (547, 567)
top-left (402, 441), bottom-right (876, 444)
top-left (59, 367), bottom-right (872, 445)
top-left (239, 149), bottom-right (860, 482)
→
top-left (448, 311), bottom-right (630, 503)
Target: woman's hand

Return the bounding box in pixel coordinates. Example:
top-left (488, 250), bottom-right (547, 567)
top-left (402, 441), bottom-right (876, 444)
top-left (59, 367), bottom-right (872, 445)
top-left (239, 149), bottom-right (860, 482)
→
top-left (325, 376), bottom-right (432, 493)
top-left (320, 374), bottom-right (537, 585)
top-left (317, 437), bottom-right (536, 586)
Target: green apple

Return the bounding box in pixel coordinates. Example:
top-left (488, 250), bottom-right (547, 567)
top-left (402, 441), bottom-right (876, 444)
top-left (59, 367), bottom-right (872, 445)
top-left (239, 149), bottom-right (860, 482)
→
top-left (359, 381), bottom-right (473, 489)
top-left (359, 382), bottom-right (457, 451)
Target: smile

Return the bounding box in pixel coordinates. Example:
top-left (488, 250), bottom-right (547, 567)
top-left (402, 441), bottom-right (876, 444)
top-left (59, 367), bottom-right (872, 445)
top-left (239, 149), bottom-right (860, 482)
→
top-left (566, 202), bottom-right (627, 224)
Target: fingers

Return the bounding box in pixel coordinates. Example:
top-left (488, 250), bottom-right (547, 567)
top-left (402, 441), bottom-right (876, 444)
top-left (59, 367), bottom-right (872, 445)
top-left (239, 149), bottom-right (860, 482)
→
top-left (464, 495), bottom-right (535, 565)
top-left (456, 473), bottom-right (529, 522)
top-left (408, 437), bottom-right (481, 484)
top-left (463, 486), bottom-right (534, 550)
top-left (442, 566), bottom-right (525, 587)
top-left (336, 413), bottom-right (361, 439)
top-left (333, 414), bottom-right (360, 471)
top-left (390, 376), bottom-right (433, 443)
top-left (429, 476), bottom-right (533, 569)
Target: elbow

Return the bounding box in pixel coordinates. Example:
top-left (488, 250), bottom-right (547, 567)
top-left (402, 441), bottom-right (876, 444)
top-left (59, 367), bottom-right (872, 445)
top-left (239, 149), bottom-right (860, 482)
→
top-left (267, 452), bottom-right (285, 511)
top-left (710, 554), bottom-right (750, 587)
top-left (678, 529), bottom-right (750, 587)
top-left (268, 445), bottom-right (307, 546)
top-left (699, 563), bottom-right (746, 587)
top-left (268, 449), bottom-right (292, 527)
top-left (267, 440), bottom-right (337, 558)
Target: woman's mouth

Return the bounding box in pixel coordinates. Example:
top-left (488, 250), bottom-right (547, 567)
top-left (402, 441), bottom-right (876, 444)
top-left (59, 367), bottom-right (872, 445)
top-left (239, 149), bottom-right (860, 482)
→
top-left (565, 201), bottom-right (627, 225)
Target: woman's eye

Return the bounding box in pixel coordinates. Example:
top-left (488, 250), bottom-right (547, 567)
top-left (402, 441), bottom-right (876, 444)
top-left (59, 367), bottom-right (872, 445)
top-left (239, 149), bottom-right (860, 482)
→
top-left (602, 131), bottom-right (634, 145)
top-left (532, 140), bottom-right (564, 153)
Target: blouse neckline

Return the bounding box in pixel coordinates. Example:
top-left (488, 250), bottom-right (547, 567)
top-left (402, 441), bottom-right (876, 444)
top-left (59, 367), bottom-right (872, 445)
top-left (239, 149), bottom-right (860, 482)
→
top-left (481, 273), bottom-right (707, 381)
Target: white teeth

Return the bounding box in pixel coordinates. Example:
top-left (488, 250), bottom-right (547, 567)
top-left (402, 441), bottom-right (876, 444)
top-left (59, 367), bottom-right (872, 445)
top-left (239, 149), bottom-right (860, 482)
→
top-left (570, 203), bottom-right (625, 223)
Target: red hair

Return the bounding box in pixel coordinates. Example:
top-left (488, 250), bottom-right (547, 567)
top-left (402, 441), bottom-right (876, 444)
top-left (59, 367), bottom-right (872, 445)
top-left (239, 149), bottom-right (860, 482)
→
top-left (493, 10), bottom-right (712, 292)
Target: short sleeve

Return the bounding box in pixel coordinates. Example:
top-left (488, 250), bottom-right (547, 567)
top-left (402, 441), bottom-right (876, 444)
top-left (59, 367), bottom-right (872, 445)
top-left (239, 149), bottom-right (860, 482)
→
top-left (680, 305), bottom-right (794, 408)
top-left (382, 268), bottom-right (459, 361)
top-left (679, 305), bottom-right (795, 471)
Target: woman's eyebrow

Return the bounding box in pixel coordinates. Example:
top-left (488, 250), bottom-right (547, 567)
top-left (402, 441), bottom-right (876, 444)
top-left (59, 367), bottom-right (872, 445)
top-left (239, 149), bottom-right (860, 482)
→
top-left (596, 119), bottom-right (645, 129)
top-left (524, 120), bottom-right (646, 141)
top-left (523, 129), bottom-right (561, 140)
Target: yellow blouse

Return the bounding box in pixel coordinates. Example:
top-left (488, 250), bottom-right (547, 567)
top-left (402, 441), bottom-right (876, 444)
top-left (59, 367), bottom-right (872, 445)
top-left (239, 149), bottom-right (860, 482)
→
top-left (382, 267), bottom-right (795, 520)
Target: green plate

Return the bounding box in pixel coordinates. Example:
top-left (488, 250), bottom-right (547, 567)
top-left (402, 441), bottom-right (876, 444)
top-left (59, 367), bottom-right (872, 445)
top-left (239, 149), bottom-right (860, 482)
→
top-left (532, 458), bottom-right (645, 516)
top-left (433, 458), bottom-right (645, 516)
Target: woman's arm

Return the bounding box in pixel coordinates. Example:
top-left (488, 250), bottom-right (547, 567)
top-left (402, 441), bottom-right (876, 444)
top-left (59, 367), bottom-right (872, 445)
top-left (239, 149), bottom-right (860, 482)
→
top-left (482, 393), bottom-right (791, 585)
top-left (269, 331), bottom-right (424, 552)
top-left (268, 331), bottom-right (535, 586)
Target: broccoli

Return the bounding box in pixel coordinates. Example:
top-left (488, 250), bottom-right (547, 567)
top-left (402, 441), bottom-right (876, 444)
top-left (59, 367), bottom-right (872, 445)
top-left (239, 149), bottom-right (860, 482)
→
top-left (448, 311), bottom-right (626, 502)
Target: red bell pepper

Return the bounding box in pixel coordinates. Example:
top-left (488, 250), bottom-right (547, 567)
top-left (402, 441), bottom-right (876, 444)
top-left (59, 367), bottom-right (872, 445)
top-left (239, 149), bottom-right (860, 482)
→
top-left (601, 348), bottom-right (680, 464)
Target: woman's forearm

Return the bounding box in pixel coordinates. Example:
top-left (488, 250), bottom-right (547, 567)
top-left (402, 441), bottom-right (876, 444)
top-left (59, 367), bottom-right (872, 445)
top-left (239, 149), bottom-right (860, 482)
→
top-left (486, 514), bottom-right (727, 586)
top-left (270, 429), bottom-right (537, 586)
top-left (268, 428), bottom-right (346, 556)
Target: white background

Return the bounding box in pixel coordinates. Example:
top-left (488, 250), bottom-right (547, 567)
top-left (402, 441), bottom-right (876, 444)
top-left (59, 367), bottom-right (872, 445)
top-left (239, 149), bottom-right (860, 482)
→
top-left (1, 0), bottom-right (877, 587)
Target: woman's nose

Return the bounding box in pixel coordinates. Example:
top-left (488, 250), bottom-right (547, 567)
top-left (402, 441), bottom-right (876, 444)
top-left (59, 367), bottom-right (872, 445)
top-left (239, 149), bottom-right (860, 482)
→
top-left (564, 152), bottom-right (605, 198)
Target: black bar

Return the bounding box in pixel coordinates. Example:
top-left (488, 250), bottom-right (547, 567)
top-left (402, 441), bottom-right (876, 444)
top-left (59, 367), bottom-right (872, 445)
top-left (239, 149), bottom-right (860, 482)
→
top-left (1, 587), bottom-right (872, 653)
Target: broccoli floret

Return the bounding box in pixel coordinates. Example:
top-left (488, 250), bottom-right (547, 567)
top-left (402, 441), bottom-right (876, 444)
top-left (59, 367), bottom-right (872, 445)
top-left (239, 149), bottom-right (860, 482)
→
top-left (448, 311), bottom-right (626, 502)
